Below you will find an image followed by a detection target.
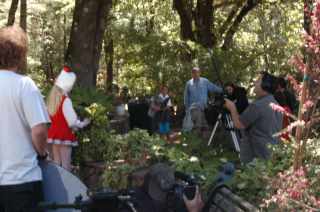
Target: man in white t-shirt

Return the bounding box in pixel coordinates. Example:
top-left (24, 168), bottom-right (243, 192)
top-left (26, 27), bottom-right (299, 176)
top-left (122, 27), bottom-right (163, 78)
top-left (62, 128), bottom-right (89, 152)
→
top-left (0, 26), bottom-right (50, 211)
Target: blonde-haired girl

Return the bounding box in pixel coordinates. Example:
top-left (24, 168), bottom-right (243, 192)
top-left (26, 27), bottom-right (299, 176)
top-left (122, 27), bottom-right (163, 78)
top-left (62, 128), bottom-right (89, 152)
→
top-left (47, 66), bottom-right (90, 171)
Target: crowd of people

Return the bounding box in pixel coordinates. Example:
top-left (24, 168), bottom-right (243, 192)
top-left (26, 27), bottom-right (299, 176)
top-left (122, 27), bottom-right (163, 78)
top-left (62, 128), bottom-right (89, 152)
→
top-left (0, 25), bottom-right (298, 212)
top-left (183, 67), bottom-right (297, 164)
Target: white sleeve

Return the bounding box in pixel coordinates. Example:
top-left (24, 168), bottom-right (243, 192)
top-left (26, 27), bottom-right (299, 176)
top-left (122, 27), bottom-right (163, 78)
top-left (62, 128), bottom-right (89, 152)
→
top-left (62, 97), bottom-right (84, 128)
top-left (21, 77), bottom-right (50, 128)
top-left (167, 98), bottom-right (172, 107)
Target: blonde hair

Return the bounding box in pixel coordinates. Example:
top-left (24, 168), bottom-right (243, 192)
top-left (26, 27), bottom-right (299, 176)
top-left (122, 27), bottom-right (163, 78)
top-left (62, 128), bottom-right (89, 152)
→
top-left (47, 85), bottom-right (64, 116)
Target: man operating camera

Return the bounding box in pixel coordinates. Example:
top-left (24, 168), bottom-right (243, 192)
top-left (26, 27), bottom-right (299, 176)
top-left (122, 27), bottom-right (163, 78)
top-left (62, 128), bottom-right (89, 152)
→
top-left (223, 72), bottom-right (283, 164)
top-left (121, 163), bottom-right (204, 212)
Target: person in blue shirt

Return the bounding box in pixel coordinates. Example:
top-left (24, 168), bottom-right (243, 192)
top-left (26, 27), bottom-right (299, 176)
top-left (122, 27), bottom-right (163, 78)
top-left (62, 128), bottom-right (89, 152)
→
top-left (184, 67), bottom-right (222, 134)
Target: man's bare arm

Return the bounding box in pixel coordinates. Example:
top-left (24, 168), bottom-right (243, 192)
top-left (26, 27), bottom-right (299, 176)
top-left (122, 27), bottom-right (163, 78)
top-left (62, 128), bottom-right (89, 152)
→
top-left (31, 123), bottom-right (48, 156)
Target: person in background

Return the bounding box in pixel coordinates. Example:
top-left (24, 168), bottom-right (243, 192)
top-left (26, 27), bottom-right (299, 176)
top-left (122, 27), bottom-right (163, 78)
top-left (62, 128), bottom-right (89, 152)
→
top-left (184, 67), bottom-right (222, 135)
top-left (112, 86), bottom-right (130, 134)
top-left (148, 91), bottom-right (162, 134)
top-left (0, 26), bottom-right (50, 212)
top-left (274, 77), bottom-right (294, 141)
top-left (276, 77), bottom-right (298, 114)
top-left (148, 85), bottom-right (173, 136)
top-left (224, 82), bottom-right (249, 114)
top-left (120, 86), bottom-right (131, 103)
top-left (224, 72), bottom-right (283, 164)
top-left (158, 85), bottom-right (173, 140)
top-left (47, 66), bottom-right (90, 171)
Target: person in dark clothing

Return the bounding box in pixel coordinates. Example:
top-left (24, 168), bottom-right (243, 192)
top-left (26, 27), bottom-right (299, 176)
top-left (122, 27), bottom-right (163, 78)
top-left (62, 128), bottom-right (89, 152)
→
top-left (276, 77), bottom-right (298, 114)
top-left (224, 83), bottom-right (249, 114)
top-left (121, 163), bottom-right (203, 212)
top-left (273, 91), bottom-right (292, 141)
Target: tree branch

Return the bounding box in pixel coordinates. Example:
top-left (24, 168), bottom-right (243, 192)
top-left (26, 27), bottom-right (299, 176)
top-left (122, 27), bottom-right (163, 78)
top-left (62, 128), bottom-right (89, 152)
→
top-left (219, 0), bottom-right (245, 35)
top-left (7, 0), bottom-right (19, 26)
top-left (222, 0), bottom-right (261, 50)
top-left (213, 0), bottom-right (238, 9)
top-left (173, 0), bottom-right (195, 41)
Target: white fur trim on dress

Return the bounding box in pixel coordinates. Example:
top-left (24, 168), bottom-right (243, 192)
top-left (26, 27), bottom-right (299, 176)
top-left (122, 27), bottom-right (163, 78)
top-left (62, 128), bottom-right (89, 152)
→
top-left (48, 139), bottom-right (78, 146)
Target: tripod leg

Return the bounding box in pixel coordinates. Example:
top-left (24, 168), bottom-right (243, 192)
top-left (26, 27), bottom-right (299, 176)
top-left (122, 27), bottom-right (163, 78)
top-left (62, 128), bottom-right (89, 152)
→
top-left (207, 113), bottom-right (222, 146)
top-left (230, 131), bottom-right (241, 152)
top-left (225, 115), bottom-right (241, 152)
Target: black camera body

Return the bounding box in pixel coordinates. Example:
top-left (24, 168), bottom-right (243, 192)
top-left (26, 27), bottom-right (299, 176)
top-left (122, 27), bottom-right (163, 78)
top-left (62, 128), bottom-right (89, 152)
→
top-left (87, 188), bottom-right (135, 212)
top-left (166, 172), bottom-right (197, 212)
top-left (208, 92), bottom-right (229, 113)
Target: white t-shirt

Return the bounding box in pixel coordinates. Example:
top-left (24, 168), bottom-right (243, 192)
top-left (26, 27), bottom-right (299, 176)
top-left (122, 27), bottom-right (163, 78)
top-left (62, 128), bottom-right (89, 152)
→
top-left (0, 70), bottom-right (50, 185)
top-left (159, 94), bottom-right (172, 107)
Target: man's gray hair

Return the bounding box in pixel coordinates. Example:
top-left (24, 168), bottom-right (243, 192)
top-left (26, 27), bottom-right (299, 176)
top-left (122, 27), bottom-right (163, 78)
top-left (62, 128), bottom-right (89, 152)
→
top-left (192, 67), bottom-right (200, 72)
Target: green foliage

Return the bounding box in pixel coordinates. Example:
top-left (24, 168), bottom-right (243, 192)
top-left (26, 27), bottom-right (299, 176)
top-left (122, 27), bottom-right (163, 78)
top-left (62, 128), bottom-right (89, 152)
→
top-left (71, 87), bottom-right (113, 164)
top-left (71, 87), bottom-right (113, 115)
top-left (1, 0), bottom-right (304, 106)
top-left (100, 130), bottom-right (239, 191)
top-left (101, 129), bottom-right (167, 189)
top-left (229, 143), bottom-right (295, 203)
top-left (229, 138), bottom-right (320, 208)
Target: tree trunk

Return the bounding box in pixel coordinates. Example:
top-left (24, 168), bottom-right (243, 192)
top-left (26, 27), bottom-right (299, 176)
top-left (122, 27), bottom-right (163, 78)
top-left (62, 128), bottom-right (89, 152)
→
top-left (293, 0), bottom-right (314, 170)
top-left (173, 0), bottom-right (195, 41)
top-left (104, 39), bottom-right (114, 93)
top-left (20, 0), bottom-right (27, 73)
top-left (7, 0), bottom-right (19, 26)
top-left (63, 14), bottom-right (67, 53)
top-left (20, 0), bottom-right (27, 31)
top-left (174, 0), bottom-right (259, 49)
top-left (195, 0), bottom-right (214, 48)
top-left (65, 0), bottom-right (112, 88)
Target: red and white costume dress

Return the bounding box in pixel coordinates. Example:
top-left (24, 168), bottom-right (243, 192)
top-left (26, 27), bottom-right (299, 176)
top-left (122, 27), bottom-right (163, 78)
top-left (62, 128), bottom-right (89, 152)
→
top-left (48, 95), bottom-right (85, 146)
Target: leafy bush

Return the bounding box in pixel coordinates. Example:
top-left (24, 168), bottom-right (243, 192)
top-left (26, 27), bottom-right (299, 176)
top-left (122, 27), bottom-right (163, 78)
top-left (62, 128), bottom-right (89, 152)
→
top-left (229, 138), bottom-right (320, 210)
top-left (101, 129), bottom-right (167, 189)
top-left (71, 87), bottom-right (113, 164)
top-left (101, 131), bottom-right (239, 191)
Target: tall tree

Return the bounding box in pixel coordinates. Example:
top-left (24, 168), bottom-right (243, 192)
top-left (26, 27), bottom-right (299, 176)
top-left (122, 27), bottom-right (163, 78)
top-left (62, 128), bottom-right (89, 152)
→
top-left (65, 0), bottom-right (113, 88)
top-left (104, 38), bottom-right (113, 92)
top-left (173, 0), bottom-right (260, 49)
top-left (19, 0), bottom-right (27, 72)
top-left (293, 0), bottom-right (314, 169)
top-left (20, 0), bottom-right (27, 31)
top-left (7, 0), bottom-right (19, 26)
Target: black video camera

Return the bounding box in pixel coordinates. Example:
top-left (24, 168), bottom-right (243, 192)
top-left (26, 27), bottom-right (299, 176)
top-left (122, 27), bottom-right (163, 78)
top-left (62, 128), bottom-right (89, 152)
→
top-left (208, 92), bottom-right (229, 112)
top-left (166, 172), bottom-right (198, 212)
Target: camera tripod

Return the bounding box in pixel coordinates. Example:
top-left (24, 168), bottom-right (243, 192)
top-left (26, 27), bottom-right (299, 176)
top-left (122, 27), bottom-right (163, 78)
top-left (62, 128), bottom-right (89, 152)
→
top-left (207, 112), bottom-right (240, 152)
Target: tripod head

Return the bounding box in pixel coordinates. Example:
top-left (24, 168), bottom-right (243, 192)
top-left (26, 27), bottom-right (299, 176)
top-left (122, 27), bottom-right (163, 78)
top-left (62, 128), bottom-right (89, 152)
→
top-left (207, 92), bottom-right (232, 115)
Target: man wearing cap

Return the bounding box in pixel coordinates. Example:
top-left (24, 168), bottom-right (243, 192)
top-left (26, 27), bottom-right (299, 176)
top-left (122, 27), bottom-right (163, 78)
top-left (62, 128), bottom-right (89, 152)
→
top-left (184, 67), bottom-right (222, 134)
top-left (0, 26), bottom-right (50, 211)
top-left (121, 163), bottom-right (203, 212)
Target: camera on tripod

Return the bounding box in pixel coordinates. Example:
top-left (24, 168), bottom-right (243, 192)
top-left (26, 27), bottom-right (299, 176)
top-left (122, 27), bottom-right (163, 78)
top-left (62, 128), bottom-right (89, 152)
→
top-left (207, 92), bottom-right (241, 152)
top-left (208, 92), bottom-right (229, 113)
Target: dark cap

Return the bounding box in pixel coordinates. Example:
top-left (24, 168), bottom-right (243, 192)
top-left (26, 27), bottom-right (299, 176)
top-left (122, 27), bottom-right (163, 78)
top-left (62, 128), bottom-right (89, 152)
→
top-left (147, 163), bottom-right (175, 202)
